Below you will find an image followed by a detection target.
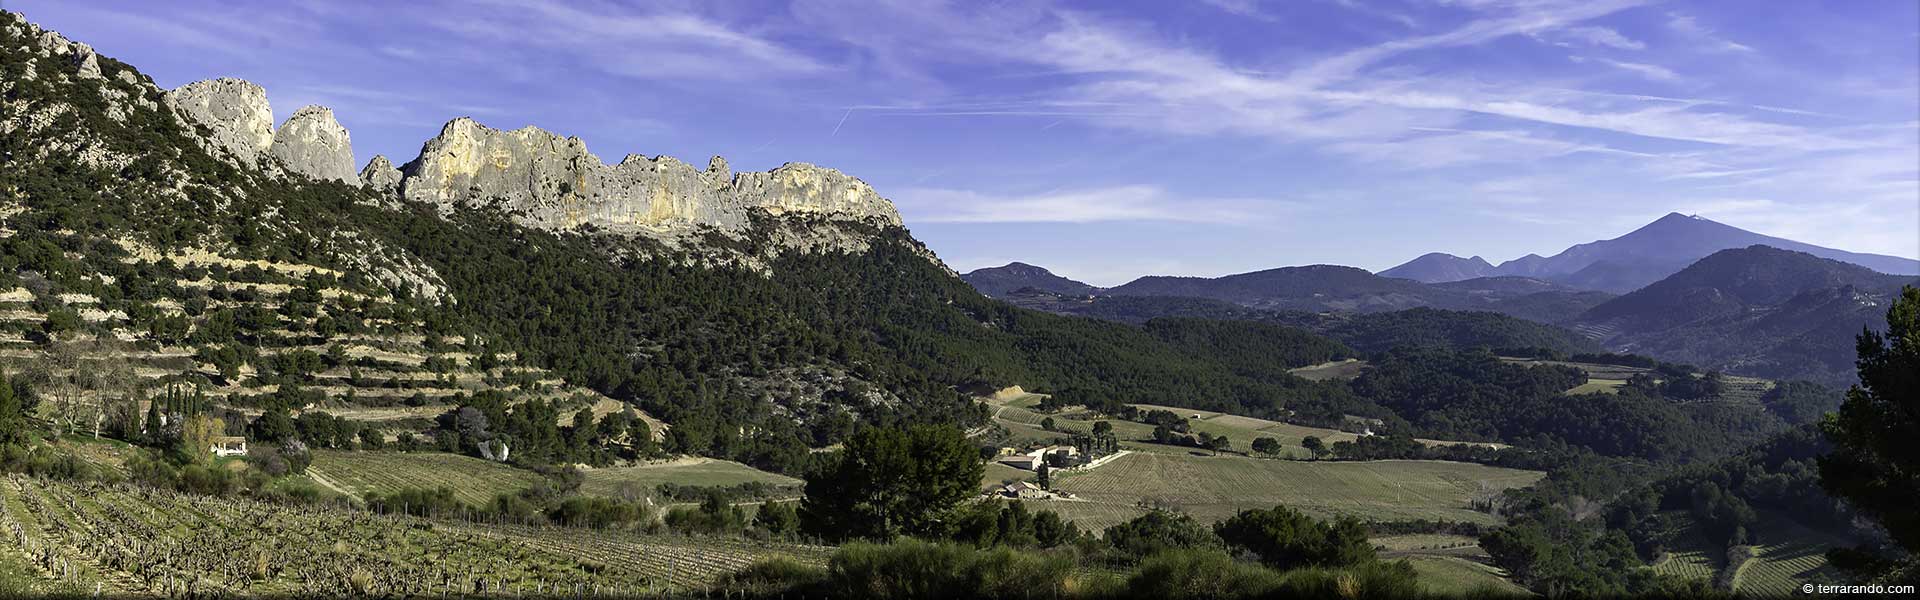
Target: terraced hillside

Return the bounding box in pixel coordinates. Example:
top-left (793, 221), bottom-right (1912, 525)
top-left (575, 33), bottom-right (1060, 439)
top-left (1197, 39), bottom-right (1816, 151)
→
top-left (0, 236), bottom-right (625, 440)
top-left (0, 475), bottom-right (827, 596)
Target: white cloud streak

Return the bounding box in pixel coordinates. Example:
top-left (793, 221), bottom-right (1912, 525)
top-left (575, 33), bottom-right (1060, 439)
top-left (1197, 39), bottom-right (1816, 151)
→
top-left (895, 185), bottom-right (1280, 225)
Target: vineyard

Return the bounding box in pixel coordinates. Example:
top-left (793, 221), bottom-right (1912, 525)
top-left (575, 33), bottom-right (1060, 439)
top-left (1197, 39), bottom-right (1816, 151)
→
top-left (1038, 452), bottom-right (1540, 531)
top-left (305, 451), bottom-right (543, 506)
top-left (1647, 511), bottom-right (1720, 583)
top-left (0, 475), bottom-right (827, 596)
top-left (1731, 514), bottom-right (1848, 598)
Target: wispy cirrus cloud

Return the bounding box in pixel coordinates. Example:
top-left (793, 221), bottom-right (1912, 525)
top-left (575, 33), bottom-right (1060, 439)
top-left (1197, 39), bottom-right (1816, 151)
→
top-left (1557, 26), bottom-right (1644, 50)
top-left (1666, 12), bottom-right (1755, 53)
top-left (424, 0), bottom-right (829, 82)
top-left (894, 185), bottom-right (1281, 225)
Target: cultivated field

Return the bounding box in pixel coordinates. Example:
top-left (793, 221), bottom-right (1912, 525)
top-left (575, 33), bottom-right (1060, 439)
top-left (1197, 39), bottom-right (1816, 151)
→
top-left (1287, 359), bottom-right (1370, 381)
top-left (305, 451), bottom-right (542, 507)
top-left (1501, 358), bottom-right (1775, 402)
top-left (1648, 512), bottom-right (1720, 583)
top-left (1404, 556), bottom-right (1529, 596)
top-left (1026, 452), bottom-right (1541, 533)
top-left (1374, 534), bottom-right (1481, 553)
top-left (1566, 378), bottom-right (1626, 394)
top-left (579, 458), bottom-right (801, 498)
top-left (0, 475), bottom-right (826, 596)
top-left (1731, 514), bottom-right (1849, 598)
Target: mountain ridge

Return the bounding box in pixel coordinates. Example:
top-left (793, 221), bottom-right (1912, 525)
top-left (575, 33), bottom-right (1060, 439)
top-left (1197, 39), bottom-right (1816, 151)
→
top-left (960, 262), bottom-right (1100, 298)
top-left (1573, 245), bottom-right (1916, 385)
top-left (1380, 213), bottom-right (1919, 291)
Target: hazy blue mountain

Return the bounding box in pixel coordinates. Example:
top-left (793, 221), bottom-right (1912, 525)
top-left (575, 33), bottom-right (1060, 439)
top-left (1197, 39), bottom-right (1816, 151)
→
top-left (1106, 264), bottom-right (1437, 312)
top-left (1380, 213), bottom-right (1920, 292)
top-left (1576, 245), bottom-right (1918, 385)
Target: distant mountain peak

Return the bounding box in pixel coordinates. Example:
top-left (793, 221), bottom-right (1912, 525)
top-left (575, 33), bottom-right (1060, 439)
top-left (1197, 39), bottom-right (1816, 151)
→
top-left (1377, 252), bottom-right (1496, 283)
top-left (962, 262), bottom-right (1098, 298)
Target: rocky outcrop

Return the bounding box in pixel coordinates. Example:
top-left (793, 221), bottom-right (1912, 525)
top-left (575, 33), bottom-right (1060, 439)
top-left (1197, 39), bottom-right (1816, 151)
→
top-left (398, 117), bottom-right (902, 238)
top-left (271, 105), bottom-right (356, 183)
top-left (360, 155), bottom-right (403, 193)
top-left (164, 78), bottom-right (275, 167)
top-left (28, 25), bottom-right (101, 80)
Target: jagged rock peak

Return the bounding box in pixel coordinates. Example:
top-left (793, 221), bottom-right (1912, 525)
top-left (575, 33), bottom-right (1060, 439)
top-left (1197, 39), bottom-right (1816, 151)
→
top-left (271, 105), bottom-right (357, 183)
top-left (163, 78), bottom-right (274, 166)
top-left (399, 117), bottom-right (903, 235)
top-left (360, 155), bottom-right (402, 193)
top-left (13, 15), bottom-right (102, 80)
top-left (705, 156), bottom-right (731, 183)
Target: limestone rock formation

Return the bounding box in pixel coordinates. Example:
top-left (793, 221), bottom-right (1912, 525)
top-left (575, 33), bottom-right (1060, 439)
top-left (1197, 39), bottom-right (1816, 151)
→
top-left (8, 13), bottom-right (106, 82)
top-left (271, 105), bottom-right (356, 183)
top-left (360, 155), bottom-right (403, 193)
top-left (398, 117), bottom-right (902, 237)
top-left (163, 78), bottom-right (275, 167)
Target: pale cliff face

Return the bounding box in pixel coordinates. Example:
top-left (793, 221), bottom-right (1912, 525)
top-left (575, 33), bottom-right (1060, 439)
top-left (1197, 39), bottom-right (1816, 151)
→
top-left (154, 79), bottom-right (908, 252)
top-left (271, 105), bottom-right (357, 183)
top-left (359, 155), bottom-right (403, 193)
top-left (398, 117), bottom-right (903, 236)
top-left (163, 78), bottom-right (275, 167)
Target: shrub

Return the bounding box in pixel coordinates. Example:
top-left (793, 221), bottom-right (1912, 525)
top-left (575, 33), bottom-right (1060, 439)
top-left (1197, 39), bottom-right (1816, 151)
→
top-left (1122, 549), bottom-right (1284, 600)
top-left (1103, 510), bottom-right (1217, 563)
top-left (1213, 505), bottom-right (1376, 569)
top-left (823, 539), bottom-right (1078, 600)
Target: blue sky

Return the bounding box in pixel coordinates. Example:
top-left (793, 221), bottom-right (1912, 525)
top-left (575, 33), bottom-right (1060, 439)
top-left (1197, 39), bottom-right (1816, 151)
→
top-left (15, 0), bottom-right (1918, 286)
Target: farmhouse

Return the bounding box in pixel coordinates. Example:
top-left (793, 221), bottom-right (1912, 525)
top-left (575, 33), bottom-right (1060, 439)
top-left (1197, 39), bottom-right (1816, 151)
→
top-left (999, 454), bottom-right (1042, 470)
top-left (209, 436), bottom-right (248, 457)
top-left (999, 481), bottom-right (1048, 499)
top-left (996, 445), bottom-right (1086, 471)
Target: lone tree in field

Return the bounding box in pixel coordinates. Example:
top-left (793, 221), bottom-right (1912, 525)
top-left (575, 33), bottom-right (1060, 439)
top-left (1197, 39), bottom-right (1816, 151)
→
top-left (1820, 286), bottom-right (1920, 578)
top-left (801, 425), bottom-right (984, 541)
top-left (1251, 437), bottom-right (1280, 457)
top-left (1301, 436), bottom-right (1329, 459)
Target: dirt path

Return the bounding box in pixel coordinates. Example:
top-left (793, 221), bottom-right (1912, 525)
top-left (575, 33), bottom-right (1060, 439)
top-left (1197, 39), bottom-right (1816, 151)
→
top-left (303, 467), bottom-right (356, 498)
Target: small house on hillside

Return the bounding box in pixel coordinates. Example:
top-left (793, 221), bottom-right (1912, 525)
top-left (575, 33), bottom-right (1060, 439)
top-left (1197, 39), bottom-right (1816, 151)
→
top-left (209, 436), bottom-right (248, 457)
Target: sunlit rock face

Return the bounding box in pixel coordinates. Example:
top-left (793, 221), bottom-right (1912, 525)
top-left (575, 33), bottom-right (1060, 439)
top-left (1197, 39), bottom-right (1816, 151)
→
top-left (398, 117), bottom-right (902, 236)
top-left (271, 105), bottom-right (357, 183)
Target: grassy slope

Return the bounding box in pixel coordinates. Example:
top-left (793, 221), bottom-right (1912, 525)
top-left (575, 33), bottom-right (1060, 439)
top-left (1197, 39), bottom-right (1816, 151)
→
top-left (1287, 359), bottom-right (1370, 381)
top-left (1027, 452), bottom-right (1541, 533)
top-left (1405, 556), bottom-right (1530, 596)
top-left (579, 459), bottom-right (801, 498)
top-left (305, 450), bottom-right (543, 507)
